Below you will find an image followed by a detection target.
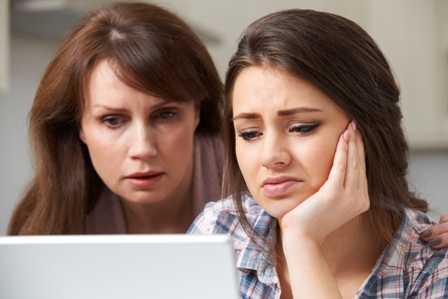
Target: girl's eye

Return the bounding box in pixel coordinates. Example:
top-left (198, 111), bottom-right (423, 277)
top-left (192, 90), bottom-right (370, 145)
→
top-left (289, 123), bottom-right (320, 134)
top-left (238, 131), bottom-right (262, 142)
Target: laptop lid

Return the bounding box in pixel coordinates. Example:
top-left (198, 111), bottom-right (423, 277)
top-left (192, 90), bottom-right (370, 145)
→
top-left (0, 234), bottom-right (240, 299)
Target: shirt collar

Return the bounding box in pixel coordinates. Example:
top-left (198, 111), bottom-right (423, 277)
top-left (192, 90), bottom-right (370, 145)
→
top-left (235, 196), bottom-right (279, 285)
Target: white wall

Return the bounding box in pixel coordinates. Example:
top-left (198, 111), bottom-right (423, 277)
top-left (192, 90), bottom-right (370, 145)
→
top-left (0, 35), bottom-right (58, 235)
top-left (409, 151), bottom-right (448, 219)
top-left (0, 0), bottom-right (9, 94)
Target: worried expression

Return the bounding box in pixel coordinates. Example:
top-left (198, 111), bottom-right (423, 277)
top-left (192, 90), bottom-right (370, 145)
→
top-left (232, 67), bottom-right (349, 219)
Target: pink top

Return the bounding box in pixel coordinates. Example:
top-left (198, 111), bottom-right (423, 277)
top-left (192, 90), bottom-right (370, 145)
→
top-left (84, 133), bottom-right (224, 234)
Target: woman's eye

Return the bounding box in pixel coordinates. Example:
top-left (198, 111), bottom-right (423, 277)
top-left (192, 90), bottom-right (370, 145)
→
top-left (238, 131), bottom-right (261, 142)
top-left (102, 116), bottom-right (123, 128)
top-left (154, 111), bottom-right (177, 121)
top-left (289, 123), bottom-right (320, 134)
top-left (159, 111), bottom-right (175, 119)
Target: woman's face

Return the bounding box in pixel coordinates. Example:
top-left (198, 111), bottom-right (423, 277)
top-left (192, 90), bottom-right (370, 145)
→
top-left (232, 66), bottom-right (349, 219)
top-left (80, 60), bottom-right (199, 205)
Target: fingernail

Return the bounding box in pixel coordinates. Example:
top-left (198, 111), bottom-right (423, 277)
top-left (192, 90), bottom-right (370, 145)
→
top-left (352, 120), bottom-right (357, 131)
top-left (420, 230), bottom-right (432, 239)
top-left (429, 237), bottom-right (441, 247)
top-left (343, 130), bottom-right (349, 141)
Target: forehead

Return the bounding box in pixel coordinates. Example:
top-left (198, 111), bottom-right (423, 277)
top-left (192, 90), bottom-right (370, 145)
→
top-left (86, 60), bottom-right (123, 89)
top-left (232, 66), bottom-right (336, 114)
top-left (84, 61), bottom-right (157, 105)
top-left (83, 61), bottom-right (127, 107)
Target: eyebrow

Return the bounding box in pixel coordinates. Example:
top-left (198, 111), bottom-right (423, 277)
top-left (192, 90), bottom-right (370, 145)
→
top-left (91, 105), bottom-right (127, 113)
top-left (277, 107), bottom-right (322, 116)
top-left (231, 107), bottom-right (322, 121)
top-left (91, 99), bottom-right (171, 112)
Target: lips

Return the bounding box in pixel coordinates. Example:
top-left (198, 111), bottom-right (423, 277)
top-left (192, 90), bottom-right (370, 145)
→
top-left (124, 171), bottom-right (164, 188)
top-left (261, 176), bottom-right (302, 197)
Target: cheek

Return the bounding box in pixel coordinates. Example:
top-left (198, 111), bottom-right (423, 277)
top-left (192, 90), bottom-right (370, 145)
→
top-left (158, 120), bottom-right (197, 167)
top-left (83, 138), bottom-right (120, 186)
top-left (166, 119), bottom-right (196, 146)
top-left (235, 140), bottom-right (258, 188)
top-left (80, 123), bottom-right (122, 174)
top-left (235, 142), bottom-right (245, 174)
top-left (82, 125), bottom-right (115, 154)
top-left (85, 133), bottom-right (118, 169)
top-left (306, 137), bottom-right (339, 186)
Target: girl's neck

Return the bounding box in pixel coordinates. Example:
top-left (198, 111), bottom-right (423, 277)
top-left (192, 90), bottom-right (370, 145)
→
top-left (320, 213), bottom-right (383, 275)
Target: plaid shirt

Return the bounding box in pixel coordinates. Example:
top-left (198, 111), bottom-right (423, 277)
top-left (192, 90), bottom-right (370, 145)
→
top-left (188, 195), bottom-right (448, 299)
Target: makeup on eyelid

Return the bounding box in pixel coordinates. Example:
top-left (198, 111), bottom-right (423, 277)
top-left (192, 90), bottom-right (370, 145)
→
top-left (236, 122), bottom-right (321, 142)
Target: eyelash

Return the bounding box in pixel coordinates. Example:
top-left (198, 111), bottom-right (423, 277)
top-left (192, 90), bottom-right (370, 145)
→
top-left (154, 111), bottom-right (177, 122)
top-left (289, 123), bottom-right (320, 134)
top-left (239, 131), bottom-right (262, 142)
top-left (238, 122), bottom-right (320, 142)
top-left (101, 110), bottom-right (177, 130)
top-left (102, 116), bottom-right (123, 129)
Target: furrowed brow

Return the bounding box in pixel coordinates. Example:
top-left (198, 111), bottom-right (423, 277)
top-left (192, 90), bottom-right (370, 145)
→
top-left (277, 107), bottom-right (321, 116)
top-left (231, 112), bottom-right (260, 121)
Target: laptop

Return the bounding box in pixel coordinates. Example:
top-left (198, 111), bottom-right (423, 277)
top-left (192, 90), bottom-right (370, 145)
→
top-left (0, 234), bottom-right (240, 299)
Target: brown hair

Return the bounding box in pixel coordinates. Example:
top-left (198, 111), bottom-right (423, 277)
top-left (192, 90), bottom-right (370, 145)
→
top-left (8, 2), bottom-right (223, 235)
top-left (223, 9), bottom-right (427, 248)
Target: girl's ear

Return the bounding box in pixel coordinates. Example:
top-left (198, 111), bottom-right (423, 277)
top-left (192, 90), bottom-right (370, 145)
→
top-left (194, 101), bottom-right (201, 129)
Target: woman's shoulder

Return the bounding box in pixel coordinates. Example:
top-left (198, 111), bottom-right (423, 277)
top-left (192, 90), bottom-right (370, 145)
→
top-left (398, 208), bottom-right (440, 250)
top-left (393, 209), bottom-right (447, 266)
top-left (367, 209), bottom-right (448, 297)
top-left (191, 132), bottom-right (224, 214)
top-left (400, 209), bottom-right (448, 270)
top-left (194, 132), bottom-right (223, 152)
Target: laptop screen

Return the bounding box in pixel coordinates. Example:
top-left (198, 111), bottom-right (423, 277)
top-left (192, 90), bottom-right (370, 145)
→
top-left (0, 234), bottom-right (240, 299)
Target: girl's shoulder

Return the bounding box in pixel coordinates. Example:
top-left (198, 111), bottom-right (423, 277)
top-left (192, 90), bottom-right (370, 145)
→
top-left (203, 194), bottom-right (264, 217)
top-left (187, 194), bottom-right (268, 238)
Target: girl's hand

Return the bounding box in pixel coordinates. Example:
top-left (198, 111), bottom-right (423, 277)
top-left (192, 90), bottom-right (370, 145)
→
top-left (279, 120), bottom-right (369, 299)
top-left (280, 120), bottom-right (369, 245)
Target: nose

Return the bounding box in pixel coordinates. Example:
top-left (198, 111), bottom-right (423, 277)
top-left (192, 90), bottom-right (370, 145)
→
top-left (128, 122), bottom-right (157, 159)
top-left (259, 131), bottom-right (291, 169)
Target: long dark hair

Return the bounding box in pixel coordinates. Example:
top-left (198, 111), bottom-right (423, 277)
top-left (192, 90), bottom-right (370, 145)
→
top-left (223, 9), bottom-right (427, 248)
top-left (8, 2), bottom-right (223, 235)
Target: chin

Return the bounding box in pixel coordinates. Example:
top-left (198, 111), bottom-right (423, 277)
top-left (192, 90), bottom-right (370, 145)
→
top-left (120, 191), bottom-right (166, 205)
top-left (260, 199), bottom-right (301, 219)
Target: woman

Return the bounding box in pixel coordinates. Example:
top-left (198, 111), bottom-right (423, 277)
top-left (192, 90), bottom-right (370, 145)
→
top-left (189, 9), bottom-right (448, 298)
top-left (8, 2), bottom-right (224, 235)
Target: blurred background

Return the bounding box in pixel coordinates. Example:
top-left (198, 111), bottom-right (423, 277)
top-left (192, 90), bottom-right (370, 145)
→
top-left (0, 0), bottom-right (447, 235)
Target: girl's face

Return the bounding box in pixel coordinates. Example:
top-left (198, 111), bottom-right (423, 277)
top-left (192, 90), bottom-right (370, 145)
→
top-left (232, 67), bottom-right (349, 219)
top-left (80, 60), bottom-right (199, 205)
